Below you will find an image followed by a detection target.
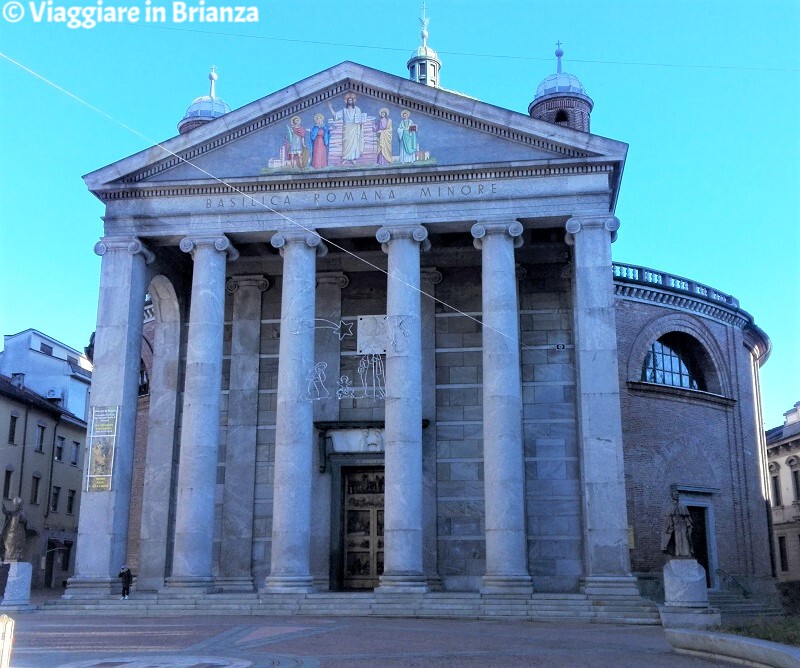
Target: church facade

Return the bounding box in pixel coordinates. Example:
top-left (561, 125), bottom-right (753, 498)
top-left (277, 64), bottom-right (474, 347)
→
top-left (66, 49), bottom-right (776, 609)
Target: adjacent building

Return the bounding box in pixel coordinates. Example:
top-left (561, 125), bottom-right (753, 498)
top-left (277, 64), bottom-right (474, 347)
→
top-left (767, 403), bottom-right (800, 583)
top-left (0, 329), bottom-right (93, 422)
top-left (65, 28), bottom-right (776, 613)
top-left (0, 373), bottom-right (86, 588)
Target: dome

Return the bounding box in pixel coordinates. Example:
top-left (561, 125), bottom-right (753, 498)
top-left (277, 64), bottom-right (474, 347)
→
top-left (532, 45), bottom-right (593, 107)
top-left (533, 71), bottom-right (592, 104)
top-left (178, 67), bottom-right (231, 134)
top-left (411, 44), bottom-right (439, 61)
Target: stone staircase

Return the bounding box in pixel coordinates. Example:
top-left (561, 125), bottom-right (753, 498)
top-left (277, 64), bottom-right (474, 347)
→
top-left (41, 590), bottom-right (660, 624)
top-left (708, 591), bottom-right (784, 623)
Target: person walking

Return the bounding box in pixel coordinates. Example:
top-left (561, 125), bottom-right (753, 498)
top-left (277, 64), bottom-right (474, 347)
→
top-left (118, 564), bottom-right (132, 600)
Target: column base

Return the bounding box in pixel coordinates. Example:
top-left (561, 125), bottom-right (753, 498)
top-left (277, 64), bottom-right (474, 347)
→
top-left (63, 576), bottom-right (117, 598)
top-left (162, 576), bottom-right (219, 595)
top-left (263, 575), bottom-right (315, 594)
top-left (581, 575), bottom-right (641, 598)
top-left (215, 576), bottom-right (255, 593)
top-left (480, 574), bottom-right (533, 595)
top-left (376, 574), bottom-right (429, 594)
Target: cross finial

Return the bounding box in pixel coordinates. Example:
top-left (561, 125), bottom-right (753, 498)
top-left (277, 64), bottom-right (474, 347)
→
top-left (555, 42), bottom-right (564, 74)
top-left (208, 65), bottom-right (218, 97)
top-left (420, 1), bottom-right (430, 44)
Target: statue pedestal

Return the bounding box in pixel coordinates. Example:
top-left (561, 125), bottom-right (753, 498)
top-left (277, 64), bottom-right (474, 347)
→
top-left (0, 562), bottom-right (33, 610)
top-left (664, 558), bottom-right (708, 607)
top-left (660, 558), bottom-right (720, 629)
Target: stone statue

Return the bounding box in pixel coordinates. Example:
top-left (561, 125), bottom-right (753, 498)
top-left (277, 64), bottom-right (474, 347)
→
top-left (661, 490), bottom-right (693, 558)
top-left (1, 497), bottom-right (27, 562)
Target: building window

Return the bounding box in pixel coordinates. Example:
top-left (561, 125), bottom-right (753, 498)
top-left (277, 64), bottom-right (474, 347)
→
top-left (67, 489), bottom-right (76, 514)
top-left (778, 536), bottom-right (789, 572)
top-left (772, 475), bottom-right (782, 507)
top-left (50, 486), bottom-right (60, 512)
top-left (30, 475), bottom-right (41, 505)
top-left (7, 415), bottom-right (17, 444)
top-left (39, 342), bottom-right (53, 355)
top-left (554, 109), bottom-right (569, 124)
top-left (641, 334), bottom-right (706, 391)
top-left (35, 425), bottom-right (46, 452)
top-left (793, 469), bottom-right (800, 503)
top-left (3, 471), bottom-right (12, 500)
top-left (70, 441), bottom-right (80, 466)
top-left (55, 436), bottom-right (65, 462)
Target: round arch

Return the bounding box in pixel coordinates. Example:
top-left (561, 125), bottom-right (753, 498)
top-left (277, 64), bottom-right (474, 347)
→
top-left (626, 313), bottom-right (732, 397)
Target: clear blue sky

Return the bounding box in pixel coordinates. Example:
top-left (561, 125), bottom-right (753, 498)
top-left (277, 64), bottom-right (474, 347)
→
top-left (1, 0), bottom-right (798, 427)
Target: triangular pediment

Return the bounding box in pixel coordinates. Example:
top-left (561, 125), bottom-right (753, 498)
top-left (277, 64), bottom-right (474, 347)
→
top-left (84, 62), bottom-right (627, 192)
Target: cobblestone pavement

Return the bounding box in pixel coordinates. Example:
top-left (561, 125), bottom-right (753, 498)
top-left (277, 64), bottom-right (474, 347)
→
top-left (7, 611), bottom-right (736, 667)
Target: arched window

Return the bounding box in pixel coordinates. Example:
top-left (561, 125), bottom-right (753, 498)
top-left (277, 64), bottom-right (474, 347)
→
top-left (554, 110), bottom-right (569, 124)
top-left (641, 333), bottom-right (706, 391)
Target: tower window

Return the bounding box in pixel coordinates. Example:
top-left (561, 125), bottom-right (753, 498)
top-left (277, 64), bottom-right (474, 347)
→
top-left (554, 110), bottom-right (569, 124)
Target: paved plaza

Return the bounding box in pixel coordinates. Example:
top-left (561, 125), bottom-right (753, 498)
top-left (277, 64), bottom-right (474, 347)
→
top-left (7, 607), bottom-right (735, 667)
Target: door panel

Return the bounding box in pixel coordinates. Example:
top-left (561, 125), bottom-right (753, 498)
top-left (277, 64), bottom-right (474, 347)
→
top-left (343, 469), bottom-right (384, 590)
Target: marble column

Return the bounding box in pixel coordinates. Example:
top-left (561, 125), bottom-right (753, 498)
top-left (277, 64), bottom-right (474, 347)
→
top-left (218, 274), bottom-right (269, 591)
top-left (420, 268), bottom-right (442, 589)
top-left (376, 225), bottom-right (429, 593)
top-left (565, 216), bottom-right (638, 597)
top-left (167, 235), bottom-right (238, 592)
top-left (471, 221), bottom-right (532, 594)
top-left (265, 231), bottom-right (326, 593)
top-left (137, 277), bottom-right (182, 592)
top-left (66, 237), bottom-right (153, 598)
top-left (311, 272), bottom-right (349, 587)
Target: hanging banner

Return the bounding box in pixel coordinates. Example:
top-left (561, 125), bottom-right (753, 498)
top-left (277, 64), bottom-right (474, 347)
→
top-left (86, 406), bottom-right (119, 492)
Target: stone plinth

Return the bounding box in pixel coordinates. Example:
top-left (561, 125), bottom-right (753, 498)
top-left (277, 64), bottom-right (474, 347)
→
top-left (664, 559), bottom-right (709, 607)
top-left (0, 562), bottom-right (32, 609)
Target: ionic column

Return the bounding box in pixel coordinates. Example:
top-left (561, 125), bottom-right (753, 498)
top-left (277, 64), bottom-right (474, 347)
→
top-left (420, 268), bottom-right (442, 588)
top-left (311, 272), bottom-right (349, 587)
top-left (219, 274), bottom-right (269, 591)
top-left (167, 235), bottom-right (238, 592)
top-left (376, 225), bottom-right (429, 593)
top-left (471, 221), bottom-right (532, 594)
top-left (565, 216), bottom-right (638, 597)
top-left (66, 238), bottom-right (153, 598)
top-left (265, 231), bottom-right (327, 592)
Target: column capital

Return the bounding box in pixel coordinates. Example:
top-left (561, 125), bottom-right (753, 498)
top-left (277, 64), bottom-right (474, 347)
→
top-left (376, 225), bottom-right (430, 253)
top-left (565, 216), bottom-right (620, 244)
top-left (270, 230), bottom-right (328, 257)
top-left (316, 271), bottom-right (349, 289)
top-left (471, 221), bottom-right (524, 250)
top-left (180, 235), bottom-right (240, 261)
top-left (94, 237), bottom-right (155, 264)
top-left (420, 268), bottom-right (443, 285)
top-left (225, 274), bottom-right (269, 294)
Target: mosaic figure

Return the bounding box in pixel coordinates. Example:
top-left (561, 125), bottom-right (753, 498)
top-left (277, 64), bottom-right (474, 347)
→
top-left (397, 109), bottom-right (418, 162)
top-left (285, 115), bottom-right (307, 169)
top-left (375, 108), bottom-right (393, 165)
top-left (309, 113), bottom-right (330, 168)
top-left (328, 94), bottom-right (365, 163)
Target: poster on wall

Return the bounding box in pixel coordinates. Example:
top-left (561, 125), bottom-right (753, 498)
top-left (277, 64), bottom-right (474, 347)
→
top-left (86, 406), bottom-right (118, 492)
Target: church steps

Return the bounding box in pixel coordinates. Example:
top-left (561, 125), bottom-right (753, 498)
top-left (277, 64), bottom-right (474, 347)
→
top-left (40, 591), bottom-right (660, 623)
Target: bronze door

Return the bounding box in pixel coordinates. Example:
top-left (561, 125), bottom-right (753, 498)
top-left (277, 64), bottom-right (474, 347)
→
top-left (343, 468), bottom-right (384, 590)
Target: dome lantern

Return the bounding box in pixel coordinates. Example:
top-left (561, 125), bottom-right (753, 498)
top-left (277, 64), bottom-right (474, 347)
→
top-left (178, 66), bottom-right (232, 135)
top-left (529, 44), bottom-right (593, 132)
